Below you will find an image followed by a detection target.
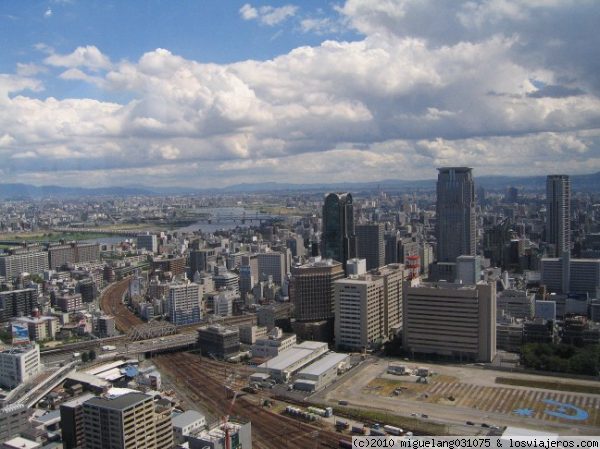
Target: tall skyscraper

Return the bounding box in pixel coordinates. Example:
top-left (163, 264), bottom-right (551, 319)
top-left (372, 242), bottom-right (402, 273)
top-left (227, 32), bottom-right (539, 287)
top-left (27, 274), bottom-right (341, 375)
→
top-left (436, 167), bottom-right (476, 262)
top-left (546, 174), bottom-right (571, 257)
top-left (356, 223), bottom-right (385, 270)
top-left (321, 193), bottom-right (356, 267)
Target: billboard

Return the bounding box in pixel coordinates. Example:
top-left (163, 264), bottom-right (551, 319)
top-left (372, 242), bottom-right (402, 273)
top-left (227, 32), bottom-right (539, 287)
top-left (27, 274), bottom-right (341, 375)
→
top-left (11, 323), bottom-right (30, 344)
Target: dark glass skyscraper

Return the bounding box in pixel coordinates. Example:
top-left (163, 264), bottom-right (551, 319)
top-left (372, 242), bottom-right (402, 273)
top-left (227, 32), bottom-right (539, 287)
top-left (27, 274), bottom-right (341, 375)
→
top-left (546, 174), bottom-right (570, 257)
top-left (322, 192), bottom-right (356, 267)
top-left (436, 167), bottom-right (476, 263)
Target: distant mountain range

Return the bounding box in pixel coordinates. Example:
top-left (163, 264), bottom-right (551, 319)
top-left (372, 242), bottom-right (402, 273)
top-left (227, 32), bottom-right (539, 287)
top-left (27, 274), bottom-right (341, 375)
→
top-left (2, 172), bottom-right (600, 198)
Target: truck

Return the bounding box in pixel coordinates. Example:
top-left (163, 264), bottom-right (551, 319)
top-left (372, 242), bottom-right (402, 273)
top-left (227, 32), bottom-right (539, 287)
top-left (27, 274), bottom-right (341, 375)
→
top-left (335, 419), bottom-right (349, 430)
top-left (307, 406), bottom-right (333, 418)
top-left (370, 428), bottom-right (386, 436)
top-left (101, 345), bottom-right (117, 352)
top-left (72, 352), bottom-right (81, 359)
top-left (351, 424), bottom-right (368, 435)
top-left (383, 425), bottom-right (403, 436)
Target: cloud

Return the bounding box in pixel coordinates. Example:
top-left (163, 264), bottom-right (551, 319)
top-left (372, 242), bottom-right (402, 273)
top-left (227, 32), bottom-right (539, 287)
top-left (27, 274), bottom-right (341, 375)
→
top-left (44, 46), bottom-right (112, 71)
top-left (1, 0), bottom-right (600, 187)
top-left (44, 8), bottom-right (53, 18)
top-left (240, 3), bottom-right (298, 26)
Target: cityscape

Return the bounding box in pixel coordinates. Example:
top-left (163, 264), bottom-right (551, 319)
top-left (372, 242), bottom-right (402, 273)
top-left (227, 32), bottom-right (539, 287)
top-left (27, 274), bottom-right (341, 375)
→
top-left (1, 1), bottom-right (600, 449)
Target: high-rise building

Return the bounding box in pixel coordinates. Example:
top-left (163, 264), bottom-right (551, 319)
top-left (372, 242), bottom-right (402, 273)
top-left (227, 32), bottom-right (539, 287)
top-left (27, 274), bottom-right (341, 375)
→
top-left (0, 250), bottom-right (48, 280)
top-left (0, 288), bottom-right (39, 322)
top-left (289, 257), bottom-right (344, 322)
top-left (137, 233), bottom-right (158, 253)
top-left (257, 251), bottom-right (286, 285)
top-left (546, 174), bottom-right (571, 257)
top-left (321, 193), bottom-right (356, 268)
top-left (541, 256), bottom-right (600, 296)
top-left (403, 281), bottom-right (496, 362)
top-left (48, 243), bottom-right (100, 269)
top-left (356, 223), bottom-right (385, 270)
top-left (197, 325), bottom-right (240, 359)
top-left (189, 248), bottom-right (217, 274)
top-left (436, 167), bottom-right (476, 262)
top-left (60, 393), bottom-right (95, 449)
top-left (334, 264), bottom-right (404, 350)
top-left (82, 392), bottom-right (173, 449)
top-left (168, 282), bottom-right (202, 325)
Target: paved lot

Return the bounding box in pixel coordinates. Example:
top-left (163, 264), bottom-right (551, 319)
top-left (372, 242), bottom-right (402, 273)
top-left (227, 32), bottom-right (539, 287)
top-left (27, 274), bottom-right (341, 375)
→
top-left (317, 358), bottom-right (600, 436)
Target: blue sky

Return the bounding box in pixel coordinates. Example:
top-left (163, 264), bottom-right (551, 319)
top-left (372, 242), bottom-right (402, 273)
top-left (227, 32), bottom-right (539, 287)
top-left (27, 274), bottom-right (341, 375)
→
top-left (1, 1), bottom-right (600, 188)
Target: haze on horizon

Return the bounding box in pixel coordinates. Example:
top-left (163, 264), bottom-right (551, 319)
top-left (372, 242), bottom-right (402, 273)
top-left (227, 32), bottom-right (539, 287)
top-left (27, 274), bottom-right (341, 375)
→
top-left (1, 0), bottom-right (600, 188)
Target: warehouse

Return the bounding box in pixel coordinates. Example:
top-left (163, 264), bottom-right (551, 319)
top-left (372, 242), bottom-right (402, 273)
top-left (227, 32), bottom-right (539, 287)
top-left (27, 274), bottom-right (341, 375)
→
top-left (293, 352), bottom-right (349, 392)
top-left (256, 341), bottom-right (328, 382)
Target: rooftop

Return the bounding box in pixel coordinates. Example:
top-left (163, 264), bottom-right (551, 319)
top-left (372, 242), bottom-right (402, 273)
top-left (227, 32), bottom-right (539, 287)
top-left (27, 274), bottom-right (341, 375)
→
top-left (172, 410), bottom-right (206, 429)
top-left (84, 392), bottom-right (152, 411)
top-left (60, 392), bottom-right (95, 409)
top-left (298, 352), bottom-right (348, 377)
top-left (258, 347), bottom-right (314, 371)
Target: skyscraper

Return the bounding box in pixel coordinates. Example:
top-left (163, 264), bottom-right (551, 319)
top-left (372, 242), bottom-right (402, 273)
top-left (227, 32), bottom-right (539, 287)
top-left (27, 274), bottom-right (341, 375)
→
top-left (436, 167), bottom-right (476, 262)
top-left (356, 223), bottom-right (385, 270)
top-left (321, 192), bottom-right (356, 267)
top-left (546, 174), bottom-right (570, 257)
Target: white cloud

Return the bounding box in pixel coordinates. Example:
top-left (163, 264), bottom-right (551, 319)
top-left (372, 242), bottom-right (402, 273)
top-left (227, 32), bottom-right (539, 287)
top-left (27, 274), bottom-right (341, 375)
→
top-left (2, 0), bottom-right (600, 187)
top-left (44, 46), bottom-right (112, 71)
top-left (240, 3), bottom-right (298, 26)
top-left (44, 8), bottom-right (53, 18)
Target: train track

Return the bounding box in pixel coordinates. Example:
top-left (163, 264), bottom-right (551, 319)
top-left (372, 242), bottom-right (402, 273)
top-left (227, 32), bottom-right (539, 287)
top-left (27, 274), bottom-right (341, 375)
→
top-left (99, 277), bottom-right (144, 332)
top-left (155, 353), bottom-right (344, 449)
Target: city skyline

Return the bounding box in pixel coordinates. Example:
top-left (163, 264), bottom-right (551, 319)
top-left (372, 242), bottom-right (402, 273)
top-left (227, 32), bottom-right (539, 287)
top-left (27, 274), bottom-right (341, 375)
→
top-left (1, 1), bottom-right (600, 189)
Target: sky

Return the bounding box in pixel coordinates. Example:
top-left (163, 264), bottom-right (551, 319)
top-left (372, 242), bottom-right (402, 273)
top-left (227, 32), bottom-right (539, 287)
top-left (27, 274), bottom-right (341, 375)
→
top-left (1, 0), bottom-right (600, 188)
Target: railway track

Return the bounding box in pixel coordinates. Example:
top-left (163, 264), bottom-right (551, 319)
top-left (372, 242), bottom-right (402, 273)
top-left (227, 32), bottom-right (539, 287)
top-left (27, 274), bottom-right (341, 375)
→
top-left (99, 277), bottom-right (144, 332)
top-left (155, 353), bottom-right (343, 449)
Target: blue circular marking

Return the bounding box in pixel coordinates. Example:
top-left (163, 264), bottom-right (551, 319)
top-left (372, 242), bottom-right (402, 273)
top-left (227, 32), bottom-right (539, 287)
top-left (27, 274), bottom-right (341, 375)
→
top-left (542, 399), bottom-right (588, 421)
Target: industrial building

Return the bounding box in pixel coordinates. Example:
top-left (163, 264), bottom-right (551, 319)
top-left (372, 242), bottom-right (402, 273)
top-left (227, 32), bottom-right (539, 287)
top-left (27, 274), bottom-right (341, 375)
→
top-left (0, 343), bottom-right (41, 389)
top-left (403, 281), bottom-right (496, 362)
top-left (187, 419), bottom-right (252, 449)
top-left (255, 341), bottom-right (328, 382)
top-left (293, 352), bottom-right (349, 391)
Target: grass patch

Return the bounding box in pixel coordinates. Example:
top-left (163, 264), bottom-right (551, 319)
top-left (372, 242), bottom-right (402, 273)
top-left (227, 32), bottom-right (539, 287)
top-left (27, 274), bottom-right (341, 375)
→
top-left (329, 406), bottom-right (449, 436)
top-left (496, 377), bottom-right (600, 395)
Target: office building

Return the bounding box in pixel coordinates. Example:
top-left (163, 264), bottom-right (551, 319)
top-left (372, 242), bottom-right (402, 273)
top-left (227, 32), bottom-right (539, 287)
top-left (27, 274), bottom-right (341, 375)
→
top-left (546, 174), bottom-right (570, 257)
top-left (289, 257), bottom-right (344, 322)
top-left (497, 290), bottom-right (535, 319)
top-left (152, 255), bottom-right (186, 277)
top-left (321, 192), bottom-right (356, 267)
top-left (189, 248), bottom-right (218, 274)
top-left (0, 250), bottom-right (48, 280)
top-left (48, 243), bottom-right (100, 269)
top-left (82, 392), bottom-right (173, 449)
top-left (0, 288), bottom-right (39, 322)
top-left (168, 282), bottom-right (201, 326)
top-left (403, 281), bottom-right (496, 362)
top-left (436, 167), bottom-right (476, 262)
top-left (257, 251), bottom-right (286, 285)
top-left (213, 266), bottom-right (239, 293)
top-left (0, 343), bottom-right (41, 389)
top-left (60, 393), bottom-right (95, 449)
top-left (213, 289), bottom-right (236, 317)
top-left (197, 325), bottom-right (240, 359)
top-left (97, 315), bottom-right (117, 338)
top-left (456, 255), bottom-right (481, 285)
top-left (334, 264), bottom-right (404, 350)
top-left (137, 233), bottom-right (158, 253)
top-left (56, 292), bottom-right (84, 313)
top-left (356, 223), bottom-right (385, 270)
top-left (541, 257), bottom-right (600, 296)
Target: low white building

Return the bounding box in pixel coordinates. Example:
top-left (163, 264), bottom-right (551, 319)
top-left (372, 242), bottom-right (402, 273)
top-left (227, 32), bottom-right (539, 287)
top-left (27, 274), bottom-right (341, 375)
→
top-left (0, 344), bottom-right (41, 389)
top-left (256, 341), bottom-right (328, 383)
top-left (293, 352), bottom-right (349, 391)
top-left (239, 325), bottom-right (268, 345)
top-left (252, 328), bottom-right (296, 358)
top-left (172, 410), bottom-right (206, 443)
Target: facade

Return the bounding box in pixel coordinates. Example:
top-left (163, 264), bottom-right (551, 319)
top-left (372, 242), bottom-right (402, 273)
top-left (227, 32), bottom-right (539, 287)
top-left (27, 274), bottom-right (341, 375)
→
top-left (0, 288), bottom-right (39, 322)
top-left (197, 325), bottom-right (240, 359)
top-left (403, 282), bottom-right (496, 362)
top-left (252, 331), bottom-right (297, 358)
top-left (168, 282), bottom-right (202, 326)
top-left (456, 255), bottom-right (481, 285)
top-left (497, 290), bottom-right (535, 319)
top-left (321, 192), bottom-right (356, 268)
top-left (152, 256), bottom-right (186, 277)
top-left (0, 404), bottom-right (30, 443)
top-left (289, 257), bottom-right (344, 322)
top-left (546, 174), bottom-right (570, 257)
top-left (257, 251), bottom-right (286, 285)
top-left (56, 292), bottom-right (84, 313)
top-left (172, 410), bottom-right (206, 444)
top-left (14, 316), bottom-right (58, 341)
top-left (0, 251), bottom-right (48, 280)
top-left (356, 223), bottom-right (385, 270)
top-left (189, 248), bottom-right (217, 274)
top-left (137, 233), bottom-right (158, 253)
top-left (48, 243), bottom-right (100, 269)
top-left (82, 392), bottom-right (173, 449)
top-left (436, 167), bottom-right (476, 263)
top-left (239, 325), bottom-right (268, 345)
top-left (334, 264), bottom-right (404, 350)
top-left (214, 289), bottom-right (237, 317)
top-left (541, 257), bottom-right (600, 296)
top-left (97, 315), bottom-right (117, 338)
top-left (213, 266), bottom-right (239, 293)
top-left (0, 344), bottom-right (41, 389)
top-left (60, 393), bottom-right (95, 449)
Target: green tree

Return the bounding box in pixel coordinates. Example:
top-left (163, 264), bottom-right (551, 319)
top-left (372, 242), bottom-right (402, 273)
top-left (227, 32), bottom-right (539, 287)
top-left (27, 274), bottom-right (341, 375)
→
top-left (89, 350), bottom-right (97, 361)
top-left (81, 352), bottom-right (89, 363)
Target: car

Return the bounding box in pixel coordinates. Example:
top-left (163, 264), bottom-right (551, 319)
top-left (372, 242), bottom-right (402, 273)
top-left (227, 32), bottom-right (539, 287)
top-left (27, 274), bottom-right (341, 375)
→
top-left (421, 414), bottom-right (428, 418)
top-left (481, 423), bottom-right (490, 428)
top-left (410, 413), bottom-right (418, 417)
top-left (466, 421), bottom-right (475, 426)
top-left (338, 400), bottom-right (348, 406)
